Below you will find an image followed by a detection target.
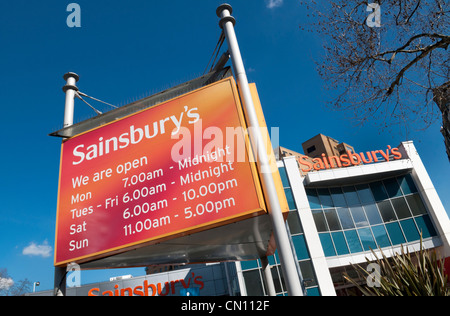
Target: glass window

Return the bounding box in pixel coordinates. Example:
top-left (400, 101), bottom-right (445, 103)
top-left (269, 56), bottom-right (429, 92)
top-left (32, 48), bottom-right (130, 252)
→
top-left (350, 206), bottom-right (369, 228)
top-left (279, 167), bottom-right (290, 188)
top-left (287, 211), bottom-right (303, 235)
top-left (337, 207), bottom-right (355, 229)
top-left (391, 197), bottom-right (412, 219)
top-left (415, 215), bottom-right (437, 239)
top-left (318, 188), bottom-right (334, 208)
top-left (358, 228), bottom-right (377, 251)
top-left (292, 235), bottom-right (310, 260)
top-left (278, 267), bottom-right (287, 293)
top-left (398, 174), bottom-right (418, 195)
top-left (271, 267), bottom-right (283, 293)
top-left (241, 260), bottom-right (259, 270)
top-left (345, 230), bottom-right (363, 253)
top-left (332, 232), bottom-right (350, 255)
top-left (299, 260), bottom-right (318, 287)
top-left (384, 178), bottom-right (402, 198)
top-left (274, 251), bottom-right (280, 265)
top-left (356, 184), bottom-right (375, 204)
top-left (243, 270), bottom-right (265, 296)
top-left (372, 225), bottom-right (391, 248)
top-left (268, 255), bottom-right (276, 266)
top-left (330, 187), bottom-right (347, 207)
top-left (363, 204), bottom-right (383, 225)
top-left (400, 219), bottom-right (420, 242)
top-left (331, 268), bottom-right (346, 287)
top-left (307, 145), bottom-right (316, 154)
top-left (386, 222), bottom-right (406, 245)
top-left (306, 189), bottom-right (321, 209)
top-left (319, 233), bottom-right (336, 257)
top-left (313, 210), bottom-right (328, 232)
top-left (285, 188), bottom-right (297, 210)
top-left (304, 177), bottom-right (434, 260)
top-left (377, 201), bottom-right (397, 223)
top-left (306, 287), bottom-right (321, 297)
top-left (406, 194), bottom-right (428, 216)
top-left (343, 186), bottom-right (361, 206)
top-left (370, 181), bottom-right (389, 201)
top-left (324, 208), bottom-right (342, 231)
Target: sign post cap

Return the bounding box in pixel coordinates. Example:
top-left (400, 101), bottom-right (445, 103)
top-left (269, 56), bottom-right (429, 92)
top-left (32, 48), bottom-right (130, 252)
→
top-left (216, 4), bottom-right (233, 17)
top-left (63, 72), bottom-right (80, 82)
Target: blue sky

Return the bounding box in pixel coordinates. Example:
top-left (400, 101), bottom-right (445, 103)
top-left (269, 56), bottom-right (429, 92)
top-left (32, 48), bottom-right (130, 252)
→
top-left (0, 1), bottom-right (448, 293)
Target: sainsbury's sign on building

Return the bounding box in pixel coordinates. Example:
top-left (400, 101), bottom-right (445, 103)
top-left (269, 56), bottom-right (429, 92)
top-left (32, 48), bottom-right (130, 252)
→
top-left (297, 145), bottom-right (403, 173)
top-left (88, 273), bottom-right (205, 297)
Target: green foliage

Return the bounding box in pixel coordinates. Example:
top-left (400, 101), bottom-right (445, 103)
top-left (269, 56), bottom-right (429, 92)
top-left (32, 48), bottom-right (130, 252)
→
top-left (344, 238), bottom-right (449, 296)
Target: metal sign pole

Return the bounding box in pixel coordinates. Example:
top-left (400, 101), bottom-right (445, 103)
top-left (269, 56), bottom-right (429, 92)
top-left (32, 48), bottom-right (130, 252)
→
top-left (54, 72), bottom-right (80, 296)
top-left (62, 72), bottom-right (80, 128)
top-left (216, 4), bottom-right (304, 296)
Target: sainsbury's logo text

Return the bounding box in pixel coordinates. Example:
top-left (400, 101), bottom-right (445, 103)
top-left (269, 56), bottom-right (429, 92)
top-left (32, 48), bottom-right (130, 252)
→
top-left (88, 274), bottom-right (204, 296)
top-left (298, 145), bottom-right (402, 173)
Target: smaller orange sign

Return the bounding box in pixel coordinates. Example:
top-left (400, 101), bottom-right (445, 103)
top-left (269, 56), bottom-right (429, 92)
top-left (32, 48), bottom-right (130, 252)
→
top-left (54, 78), bottom-right (267, 267)
top-left (88, 274), bottom-right (205, 297)
top-left (297, 145), bottom-right (403, 173)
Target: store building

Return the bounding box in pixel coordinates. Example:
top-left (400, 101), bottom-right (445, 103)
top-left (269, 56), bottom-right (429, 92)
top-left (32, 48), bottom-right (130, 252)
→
top-left (238, 139), bottom-right (450, 296)
top-left (30, 138), bottom-right (450, 296)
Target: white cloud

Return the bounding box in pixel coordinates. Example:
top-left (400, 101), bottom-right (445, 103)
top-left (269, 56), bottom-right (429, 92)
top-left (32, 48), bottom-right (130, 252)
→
top-left (267, 0), bottom-right (283, 9)
top-left (22, 240), bottom-right (52, 258)
top-left (0, 277), bottom-right (14, 290)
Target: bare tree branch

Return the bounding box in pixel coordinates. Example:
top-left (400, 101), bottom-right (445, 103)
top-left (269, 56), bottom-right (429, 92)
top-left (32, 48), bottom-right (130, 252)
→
top-left (387, 37), bottom-right (450, 96)
top-left (300, 0), bottom-right (449, 132)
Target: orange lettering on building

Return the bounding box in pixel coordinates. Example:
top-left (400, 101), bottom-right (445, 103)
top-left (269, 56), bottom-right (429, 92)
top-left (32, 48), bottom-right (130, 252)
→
top-left (297, 145), bottom-right (402, 173)
top-left (87, 274), bottom-right (204, 296)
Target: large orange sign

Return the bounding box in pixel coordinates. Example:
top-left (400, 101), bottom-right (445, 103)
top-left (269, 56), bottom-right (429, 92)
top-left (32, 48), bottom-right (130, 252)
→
top-left (54, 78), bottom-right (266, 267)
